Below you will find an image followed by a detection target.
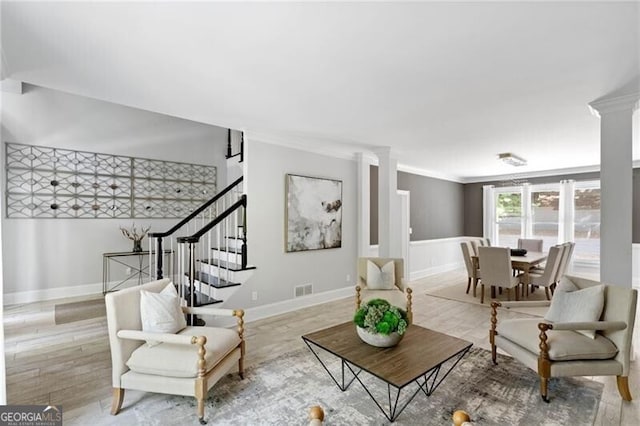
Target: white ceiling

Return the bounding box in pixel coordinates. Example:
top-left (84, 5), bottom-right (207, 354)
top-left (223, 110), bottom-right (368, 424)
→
top-left (1, 1), bottom-right (639, 182)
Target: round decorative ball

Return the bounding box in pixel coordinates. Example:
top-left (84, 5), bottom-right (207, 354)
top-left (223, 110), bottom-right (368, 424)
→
top-left (452, 410), bottom-right (471, 426)
top-left (309, 406), bottom-right (324, 421)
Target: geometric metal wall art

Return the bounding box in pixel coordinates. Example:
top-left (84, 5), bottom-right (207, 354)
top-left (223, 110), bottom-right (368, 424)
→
top-left (5, 142), bottom-right (216, 218)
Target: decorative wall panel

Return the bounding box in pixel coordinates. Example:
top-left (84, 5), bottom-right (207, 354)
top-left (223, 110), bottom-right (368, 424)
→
top-left (5, 142), bottom-right (216, 218)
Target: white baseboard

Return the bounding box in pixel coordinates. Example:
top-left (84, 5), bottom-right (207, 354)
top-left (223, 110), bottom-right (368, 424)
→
top-left (203, 286), bottom-right (355, 327)
top-left (4, 282), bottom-right (104, 305)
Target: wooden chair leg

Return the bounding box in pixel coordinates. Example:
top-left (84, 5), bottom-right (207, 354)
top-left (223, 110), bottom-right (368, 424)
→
top-left (473, 278), bottom-right (479, 297)
top-left (110, 388), bottom-right (125, 415)
top-left (507, 287), bottom-right (511, 301)
top-left (617, 376), bottom-right (632, 401)
top-left (540, 377), bottom-right (550, 403)
top-left (480, 284), bottom-right (485, 304)
top-left (197, 397), bottom-right (206, 424)
top-left (466, 277), bottom-right (471, 294)
top-left (515, 286), bottom-right (519, 301)
top-left (544, 287), bottom-right (551, 300)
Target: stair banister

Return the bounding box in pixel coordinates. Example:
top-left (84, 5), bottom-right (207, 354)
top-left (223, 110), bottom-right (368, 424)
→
top-left (177, 195), bottom-right (246, 244)
top-left (148, 176), bottom-right (244, 279)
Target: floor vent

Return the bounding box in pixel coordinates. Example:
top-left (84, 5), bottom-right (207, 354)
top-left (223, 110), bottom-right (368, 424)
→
top-left (294, 283), bottom-right (313, 297)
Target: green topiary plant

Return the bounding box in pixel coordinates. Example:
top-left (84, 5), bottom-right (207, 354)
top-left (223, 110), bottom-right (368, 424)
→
top-left (353, 298), bottom-right (408, 336)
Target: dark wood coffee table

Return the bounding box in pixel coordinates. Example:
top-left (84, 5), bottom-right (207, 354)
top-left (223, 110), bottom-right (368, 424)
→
top-left (302, 322), bottom-right (472, 422)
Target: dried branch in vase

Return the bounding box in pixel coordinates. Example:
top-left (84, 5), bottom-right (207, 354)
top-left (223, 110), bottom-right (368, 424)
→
top-left (120, 224), bottom-right (151, 242)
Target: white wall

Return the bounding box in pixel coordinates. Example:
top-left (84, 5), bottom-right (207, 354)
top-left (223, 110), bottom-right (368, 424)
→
top-left (233, 139), bottom-right (357, 310)
top-left (1, 84), bottom-right (228, 302)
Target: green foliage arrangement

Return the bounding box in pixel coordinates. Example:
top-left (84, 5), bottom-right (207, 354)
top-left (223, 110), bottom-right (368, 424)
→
top-left (353, 298), bottom-right (408, 336)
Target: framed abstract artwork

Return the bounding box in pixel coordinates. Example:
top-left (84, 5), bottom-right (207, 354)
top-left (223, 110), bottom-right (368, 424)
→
top-left (285, 174), bottom-right (343, 252)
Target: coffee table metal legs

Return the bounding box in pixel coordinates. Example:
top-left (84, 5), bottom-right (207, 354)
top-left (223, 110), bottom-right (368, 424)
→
top-left (304, 340), bottom-right (472, 422)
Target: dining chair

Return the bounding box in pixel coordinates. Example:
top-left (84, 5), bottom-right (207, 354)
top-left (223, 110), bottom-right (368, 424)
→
top-left (460, 242), bottom-right (480, 296)
top-left (477, 246), bottom-right (521, 304)
top-left (469, 238), bottom-right (491, 256)
top-left (520, 245), bottom-right (563, 300)
top-left (517, 238), bottom-right (543, 252)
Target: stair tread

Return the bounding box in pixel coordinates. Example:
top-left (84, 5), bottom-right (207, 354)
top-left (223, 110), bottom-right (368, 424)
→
top-left (190, 271), bottom-right (242, 288)
top-left (177, 285), bottom-right (223, 306)
top-left (198, 258), bottom-right (256, 271)
top-left (212, 247), bottom-right (242, 254)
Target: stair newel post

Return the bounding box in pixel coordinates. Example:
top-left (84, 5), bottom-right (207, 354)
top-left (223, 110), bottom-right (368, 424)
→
top-left (155, 236), bottom-right (164, 279)
top-left (226, 128), bottom-right (232, 158)
top-left (240, 131), bottom-right (244, 163)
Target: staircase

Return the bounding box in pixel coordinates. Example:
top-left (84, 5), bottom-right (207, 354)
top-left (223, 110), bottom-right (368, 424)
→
top-left (149, 130), bottom-right (253, 314)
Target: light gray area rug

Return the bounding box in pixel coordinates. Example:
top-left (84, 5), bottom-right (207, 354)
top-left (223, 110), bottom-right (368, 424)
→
top-left (73, 347), bottom-right (602, 425)
top-left (425, 282), bottom-right (550, 316)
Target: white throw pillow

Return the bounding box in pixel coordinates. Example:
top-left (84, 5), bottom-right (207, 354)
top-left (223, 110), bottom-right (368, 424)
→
top-left (366, 260), bottom-right (396, 290)
top-left (544, 284), bottom-right (605, 339)
top-left (140, 282), bottom-right (187, 346)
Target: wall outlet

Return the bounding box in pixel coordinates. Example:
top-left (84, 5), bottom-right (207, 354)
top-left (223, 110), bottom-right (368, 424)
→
top-left (251, 291), bottom-right (258, 301)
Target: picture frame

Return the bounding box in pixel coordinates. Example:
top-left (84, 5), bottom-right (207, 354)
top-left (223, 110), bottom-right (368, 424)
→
top-left (285, 174), bottom-right (343, 252)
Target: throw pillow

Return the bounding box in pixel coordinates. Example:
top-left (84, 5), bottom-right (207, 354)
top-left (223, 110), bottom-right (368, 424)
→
top-left (544, 284), bottom-right (605, 339)
top-left (366, 260), bottom-right (396, 290)
top-left (140, 282), bottom-right (187, 346)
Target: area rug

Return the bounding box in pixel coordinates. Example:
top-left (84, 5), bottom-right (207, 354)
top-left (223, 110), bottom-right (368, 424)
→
top-left (425, 281), bottom-right (550, 316)
top-left (72, 346), bottom-right (602, 425)
top-left (54, 298), bottom-right (106, 325)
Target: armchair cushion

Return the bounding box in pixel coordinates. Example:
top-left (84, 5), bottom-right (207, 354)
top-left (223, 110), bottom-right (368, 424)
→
top-left (140, 282), bottom-right (187, 346)
top-left (497, 318), bottom-right (618, 361)
top-left (366, 260), bottom-right (396, 290)
top-left (126, 326), bottom-right (241, 378)
top-left (544, 284), bottom-right (605, 339)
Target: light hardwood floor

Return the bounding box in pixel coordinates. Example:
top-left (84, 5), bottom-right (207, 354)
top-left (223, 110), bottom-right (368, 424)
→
top-left (3, 269), bottom-right (639, 424)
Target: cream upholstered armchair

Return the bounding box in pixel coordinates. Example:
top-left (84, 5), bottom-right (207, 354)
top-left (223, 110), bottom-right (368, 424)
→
top-left (490, 275), bottom-right (637, 402)
top-left (356, 257), bottom-right (412, 322)
top-left (105, 278), bottom-right (245, 424)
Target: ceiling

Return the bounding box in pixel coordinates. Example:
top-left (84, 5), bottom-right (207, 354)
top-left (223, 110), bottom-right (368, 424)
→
top-left (1, 1), bottom-right (639, 182)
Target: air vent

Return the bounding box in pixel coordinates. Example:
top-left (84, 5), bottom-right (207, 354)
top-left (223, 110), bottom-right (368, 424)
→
top-left (294, 283), bottom-right (313, 298)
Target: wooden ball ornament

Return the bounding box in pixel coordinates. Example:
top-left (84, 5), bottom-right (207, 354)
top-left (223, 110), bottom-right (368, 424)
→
top-left (309, 406), bottom-right (324, 421)
top-left (452, 410), bottom-right (471, 426)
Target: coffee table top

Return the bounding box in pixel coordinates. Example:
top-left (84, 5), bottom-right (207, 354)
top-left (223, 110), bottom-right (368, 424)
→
top-left (302, 322), bottom-right (472, 388)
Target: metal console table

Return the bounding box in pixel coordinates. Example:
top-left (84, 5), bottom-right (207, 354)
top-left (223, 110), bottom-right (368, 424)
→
top-left (102, 250), bottom-right (173, 295)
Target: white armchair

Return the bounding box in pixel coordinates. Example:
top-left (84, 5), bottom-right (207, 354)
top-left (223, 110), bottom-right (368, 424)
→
top-left (105, 278), bottom-right (245, 424)
top-left (490, 275), bottom-right (637, 402)
top-left (355, 257), bottom-right (412, 322)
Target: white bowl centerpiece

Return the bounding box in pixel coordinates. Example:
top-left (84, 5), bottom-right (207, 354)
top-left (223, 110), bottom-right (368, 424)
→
top-left (353, 298), bottom-right (409, 348)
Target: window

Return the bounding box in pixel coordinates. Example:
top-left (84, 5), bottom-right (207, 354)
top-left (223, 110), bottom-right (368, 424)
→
top-left (573, 182), bottom-right (600, 264)
top-left (484, 179), bottom-right (601, 271)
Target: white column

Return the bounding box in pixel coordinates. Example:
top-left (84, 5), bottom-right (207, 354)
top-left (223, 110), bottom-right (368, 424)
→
top-left (522, 183), bottom-right (532, 238)
top-left (356, 153), bottom-right (371, 257)
top-left (375, 147), bottom-right (402, 258)
top-left (589, 93), bottom-right (639, 288)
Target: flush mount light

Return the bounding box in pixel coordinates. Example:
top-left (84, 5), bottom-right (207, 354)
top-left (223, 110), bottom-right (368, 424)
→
top-left (498, 152), bottom-right (527, 167)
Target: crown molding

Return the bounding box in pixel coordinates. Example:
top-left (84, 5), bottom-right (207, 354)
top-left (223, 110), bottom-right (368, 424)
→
top-left (589, 92), bottom-right (640, 116)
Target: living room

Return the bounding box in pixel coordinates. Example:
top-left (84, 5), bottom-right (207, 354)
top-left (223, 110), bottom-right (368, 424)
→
top-left (1, 2), bottom-right (639, 425)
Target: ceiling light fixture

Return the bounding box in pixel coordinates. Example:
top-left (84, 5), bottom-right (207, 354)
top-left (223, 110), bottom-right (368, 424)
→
top-left (498, 152), bottom-right (527, 167)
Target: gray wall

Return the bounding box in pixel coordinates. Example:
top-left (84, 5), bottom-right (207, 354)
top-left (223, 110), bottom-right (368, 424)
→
top-left (463, 170), bottom-right (612, 237)
top-left (370, 166), bottom-right (465, 244)
top-left (240, 140), bottom-right (357, 307)
top-left (1, 84), bottom-right (228, 296)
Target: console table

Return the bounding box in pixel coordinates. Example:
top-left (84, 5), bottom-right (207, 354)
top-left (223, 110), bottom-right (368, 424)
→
top-left (102, 250), bottom-right (172, 294)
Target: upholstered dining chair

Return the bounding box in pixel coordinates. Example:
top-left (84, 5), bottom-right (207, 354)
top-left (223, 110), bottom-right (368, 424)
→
top-left (105, 278), bottom-right (245, 424)
top-left (520, 245), bottom-right (563, 300)
top-left (477, 246), bottom-right (521, 304)
top-left (469, 237), bottom-right (491, 256)
top-left (517, 238), bottom-right (544, 252)
top-left (356, 257), bottom-right (412, 322)
top-left (460, 242), bottom-right (480, 296)
top-left (490, 275), bottom-right (637, 403)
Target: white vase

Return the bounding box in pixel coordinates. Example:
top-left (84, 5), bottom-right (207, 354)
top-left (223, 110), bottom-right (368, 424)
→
top-left (356, 326), bottom-right (403, 348)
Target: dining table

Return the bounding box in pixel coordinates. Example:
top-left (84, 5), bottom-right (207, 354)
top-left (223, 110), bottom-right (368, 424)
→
top-left (472, 250), bottom-right (548, 298)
